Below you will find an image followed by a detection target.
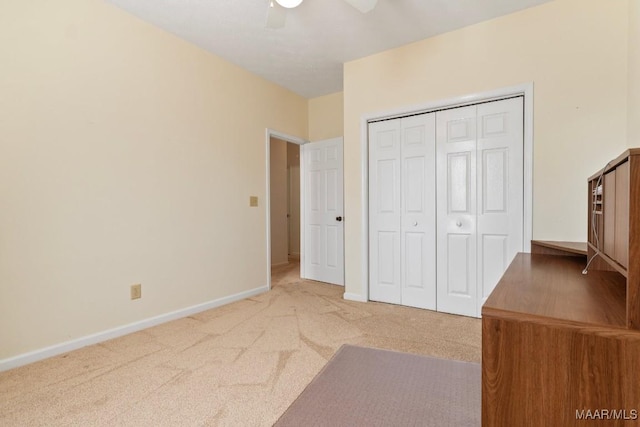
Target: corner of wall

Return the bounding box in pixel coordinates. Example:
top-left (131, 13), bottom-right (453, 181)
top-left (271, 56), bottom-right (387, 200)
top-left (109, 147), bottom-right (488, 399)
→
top-left (308, 92), bottom-right (344, 141)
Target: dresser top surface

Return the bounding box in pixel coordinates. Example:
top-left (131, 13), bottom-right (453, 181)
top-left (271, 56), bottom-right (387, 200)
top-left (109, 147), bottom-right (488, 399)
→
top-left (482, 253), bottom-right (627, 328)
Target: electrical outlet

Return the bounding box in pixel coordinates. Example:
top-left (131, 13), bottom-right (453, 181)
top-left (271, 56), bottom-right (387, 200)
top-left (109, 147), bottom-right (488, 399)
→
top-left (249, 196), bottom-right (258, 207)
top-left (130, 284), bottom-right (142, 300)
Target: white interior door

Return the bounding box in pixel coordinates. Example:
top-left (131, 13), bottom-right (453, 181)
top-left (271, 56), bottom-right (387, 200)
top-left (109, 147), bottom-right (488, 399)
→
top-left (436, 97), bottom-right (524, 317)
top-left (369, 114), bottom-right (436, 309)
top-left (303, 137), bottom-right (344, 286)
top-left (369, 119), bottom-right (402, 304)
top-left (436, 105), bottom-right (478, 317)
top-left (400, 114), bottom-right (436, 309)
top-left (476, 97), bottom-right (524, 313)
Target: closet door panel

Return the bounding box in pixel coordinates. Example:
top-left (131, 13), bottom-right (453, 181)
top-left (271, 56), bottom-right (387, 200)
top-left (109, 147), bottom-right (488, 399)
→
top-left (476, 97), bottom-right (524, 313)
top-left (436, 105), bottom-right (478, 317)
top-left (369, 96), bottom-right (525, 318)
top-left (369, 120), bottom-right (402, 304)
top-left (401, 114), bottom-right (436, 310)
top-left (447, 234), bottom-right (472, 295)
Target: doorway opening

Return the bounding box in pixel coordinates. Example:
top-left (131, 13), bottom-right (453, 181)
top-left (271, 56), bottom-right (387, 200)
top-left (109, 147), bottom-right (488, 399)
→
top-left (269, 137), bottom-right (301, 288)
top-left (265, 129), bottom-right (306, 290)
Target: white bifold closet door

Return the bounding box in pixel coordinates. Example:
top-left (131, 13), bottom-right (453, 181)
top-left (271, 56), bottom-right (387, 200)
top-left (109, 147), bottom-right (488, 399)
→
top-left (369, 114), bottom-right (437, 310)
top-left (436, 97), bottom-right (524, 317)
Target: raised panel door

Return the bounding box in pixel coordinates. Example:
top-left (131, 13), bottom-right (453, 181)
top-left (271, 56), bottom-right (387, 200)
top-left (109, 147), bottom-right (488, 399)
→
top-left (436, 105), bottom-right (478, 317)
top-left (476, 97), bottom-right (524, 313)
top-left (369, 120), bottom-right (402, 304)
top-left (303, 138), bottom-right (344, 286)
top-left (400, 114), bottom-right (436, 310)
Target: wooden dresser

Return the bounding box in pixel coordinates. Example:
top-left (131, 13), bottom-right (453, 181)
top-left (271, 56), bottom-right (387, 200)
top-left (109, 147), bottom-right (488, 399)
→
top-left (482, 149), bottom-right (640, 426)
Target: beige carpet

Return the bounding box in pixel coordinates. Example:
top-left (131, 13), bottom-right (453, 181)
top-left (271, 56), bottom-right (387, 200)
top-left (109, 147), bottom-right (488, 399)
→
top-left (275, 344), bottom-right (480, 427)
top-left (0, 261), bottom-right (481, 426)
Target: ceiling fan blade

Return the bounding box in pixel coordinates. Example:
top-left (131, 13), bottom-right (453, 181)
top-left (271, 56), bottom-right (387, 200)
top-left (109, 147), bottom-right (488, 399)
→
top-left (266, 1), bottom-right (287, 29)
top-left (343, 0), bottom-right (378, 13)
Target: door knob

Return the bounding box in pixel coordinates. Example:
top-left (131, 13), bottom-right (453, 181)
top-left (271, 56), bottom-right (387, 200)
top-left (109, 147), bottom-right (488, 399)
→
top-left (456, 220), bottom-right (462, 227)
top-left (413, 221), bottom-right (418, 226)
top-left (336, 216), bottom-right (343, 222)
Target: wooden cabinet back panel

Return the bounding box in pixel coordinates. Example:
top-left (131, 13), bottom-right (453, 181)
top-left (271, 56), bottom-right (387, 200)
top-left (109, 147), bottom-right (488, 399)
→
top-left (603, 170), bottom-right (616, 258)
top-left (614, 161), bottom-right (629, 268)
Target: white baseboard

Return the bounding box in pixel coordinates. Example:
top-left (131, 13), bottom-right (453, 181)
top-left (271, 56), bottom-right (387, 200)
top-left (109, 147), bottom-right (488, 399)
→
top-left (288, 253), bottom-right (300, 261)
top-left (343, 292), bottom-right (367, 303)
top-left (0, 285), bottom-right (269, 372)
top-left (271, 261), bottom-right (289, 268)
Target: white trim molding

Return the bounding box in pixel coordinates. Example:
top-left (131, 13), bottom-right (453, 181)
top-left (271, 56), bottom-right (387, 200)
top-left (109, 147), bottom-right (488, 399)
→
top-left (343, 292), bottom-right (368, 303)
top-left (358, 83), bottom-right (535, 303)
top-left (0, 285), bottom-right (269, 372)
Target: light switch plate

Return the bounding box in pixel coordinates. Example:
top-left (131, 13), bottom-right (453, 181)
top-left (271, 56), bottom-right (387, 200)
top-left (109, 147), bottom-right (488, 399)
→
top-left (250, 196), bottom-right (258, 207)
top-left (130, 284), bottom-right (142, 300)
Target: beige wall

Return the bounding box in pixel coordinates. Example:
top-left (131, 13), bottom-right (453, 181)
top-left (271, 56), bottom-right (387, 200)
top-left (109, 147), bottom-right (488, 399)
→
top-left (270, 138), bottom-right (289, 266)
top-left (308, 92), bottom-right (344, 141)
top-left (0, 0), bottom-right (307, 360)
top-left (630, 0), bottom-right (640, 147)
top-left (343, 0), bottom-right (629, 298)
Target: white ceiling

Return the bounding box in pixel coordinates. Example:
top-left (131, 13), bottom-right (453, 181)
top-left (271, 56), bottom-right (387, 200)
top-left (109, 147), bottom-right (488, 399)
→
top-left (106, 0), bottom-right (553, 99)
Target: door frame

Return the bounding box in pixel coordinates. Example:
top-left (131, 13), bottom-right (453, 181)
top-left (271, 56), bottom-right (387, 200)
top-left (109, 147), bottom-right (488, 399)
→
top-left (356, 83), bottom-right (534, 303)
top-left (265, 129), bottom-right (307, 290)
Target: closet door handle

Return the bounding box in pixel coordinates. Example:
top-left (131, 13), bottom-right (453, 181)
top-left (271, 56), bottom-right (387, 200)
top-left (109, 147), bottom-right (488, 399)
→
top-left (456, 220), bottom-right (462, 227)
top-left (336, 216), bottom-right (343, 222)
top-left (413, 221), bottom-right (418, 227)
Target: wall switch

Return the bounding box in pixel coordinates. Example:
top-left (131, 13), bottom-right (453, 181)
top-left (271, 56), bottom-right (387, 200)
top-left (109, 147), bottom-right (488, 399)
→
top-left (130, 284), bottom-right (142, 300)
top-left (249, 196), bottom-right (258, 207)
